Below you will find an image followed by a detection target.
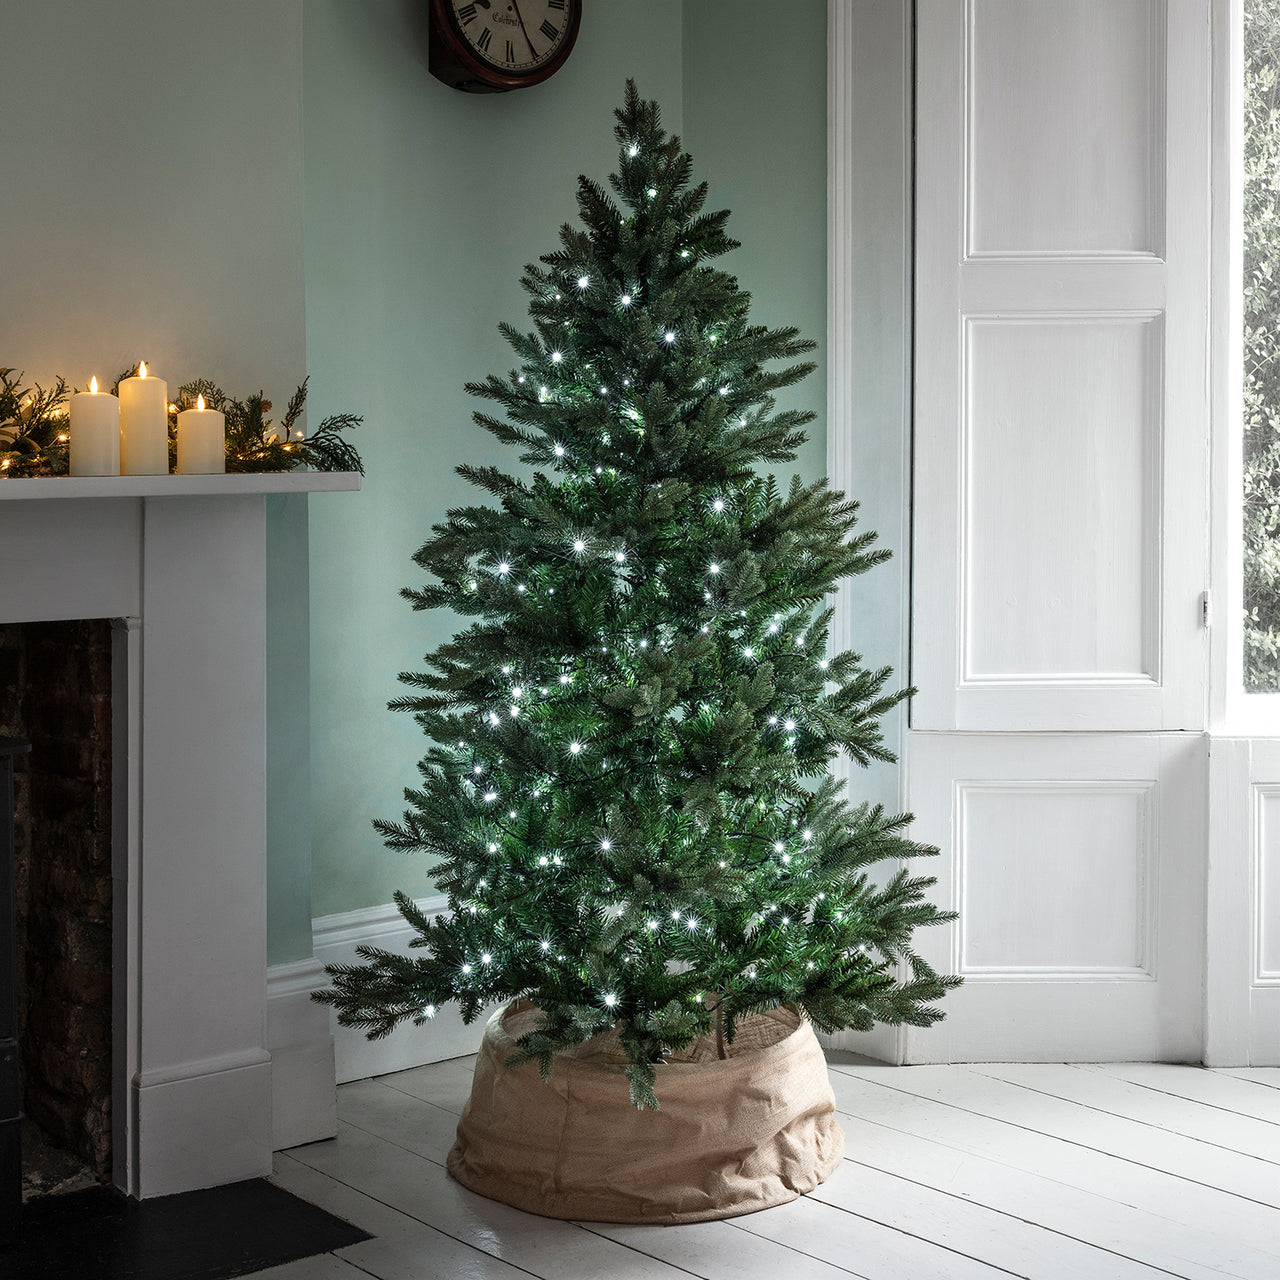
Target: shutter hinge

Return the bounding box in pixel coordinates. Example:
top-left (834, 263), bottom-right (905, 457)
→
top-left (1201, 590), bottom-right (1213, 628)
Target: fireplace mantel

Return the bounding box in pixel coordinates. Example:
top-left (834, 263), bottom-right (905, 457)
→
top-left (0, 474), bottom-right (358, 1198)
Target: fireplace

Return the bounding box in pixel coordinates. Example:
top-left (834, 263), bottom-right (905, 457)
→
top-left (0, 620), bottom-right (117, 1204)
top-left (0, 473), bottom-right (357, 1201)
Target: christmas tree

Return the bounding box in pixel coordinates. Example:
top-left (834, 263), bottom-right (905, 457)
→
top-left (317, 82), bottom-right (957, 1108)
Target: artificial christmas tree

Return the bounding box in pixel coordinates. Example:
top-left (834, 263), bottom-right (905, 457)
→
top-left (317, 82), bottom-right (957, 1220)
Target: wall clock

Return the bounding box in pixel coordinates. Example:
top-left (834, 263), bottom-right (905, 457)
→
top-left (429, 0), bottom-right (581, 93)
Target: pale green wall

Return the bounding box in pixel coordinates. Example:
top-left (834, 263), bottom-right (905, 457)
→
top-left (683, 0), bottom-right (829, 487)
top-left (303, 0), bottom-right (833, 921)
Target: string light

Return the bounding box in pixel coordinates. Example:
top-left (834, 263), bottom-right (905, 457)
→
top-left (628, 145), bottom-right (638, 157)
top-left (604, 993), bottom-right (617, 1007)
top-left (577, 276), bottom-right (589, 289)
top-left (555, 444), bottom-right (566, 456)
top-left (712, 499), bottom-right (724, 512)
top-left (498, 563), bottom-right (510, 575)
top-left (569, 742), bottom-right (582, 754)
top-left (709, 563), bottom-right (720, 574)
top-left (551, 351), bottom-right (562, 363)
top-left (621, 294), bottom-right (632, 307)
top-left (663, 330), bottom-right (676, 344)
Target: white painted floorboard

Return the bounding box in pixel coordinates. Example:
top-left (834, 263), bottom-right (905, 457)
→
top-left (269, 1056), bottom-right (1280, 1280)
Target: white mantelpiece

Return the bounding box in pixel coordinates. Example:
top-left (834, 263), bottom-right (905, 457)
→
top-left (0, 473), bottom-right (358, 1198)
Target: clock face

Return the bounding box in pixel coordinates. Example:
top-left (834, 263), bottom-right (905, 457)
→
top-left (450, 0), bottom-right (575, 75)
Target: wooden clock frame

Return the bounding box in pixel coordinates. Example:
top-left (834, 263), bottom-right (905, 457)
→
top-left (428, 0), bottom-right (582, 94)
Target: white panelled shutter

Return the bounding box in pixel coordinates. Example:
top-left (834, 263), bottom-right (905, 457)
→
top-left (907, 0), bottom-right (1211, 1062)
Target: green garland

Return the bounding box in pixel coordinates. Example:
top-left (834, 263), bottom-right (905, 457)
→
top-left (0, 363), bottom-right (363, 478)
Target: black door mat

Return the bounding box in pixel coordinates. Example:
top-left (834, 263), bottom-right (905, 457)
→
top-left (0, 1177), bottom-right (371, 1280)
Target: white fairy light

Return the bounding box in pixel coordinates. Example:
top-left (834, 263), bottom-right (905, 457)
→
top-left (508, 809), bottom-right (517, 818)
top-left (551, 351), bottom-right (562, 363)
top-left (559, 674), bottom-right (571, 684)
top-left (647, 187), bottom-right (657, 197)
top-left (554, 444), bottom-right (566, 457)
top-left (803, 829), bottom-right (813, 841)
top-left (639, 639), bottom-right (648, 648)
top-left (768, 623), bottom-right (778, 634)
top-left (462, 963), bottom-right (472, 975)
top-left (498, 563), bottom-right (510, 576)
top-left (488, 712), bottom-right (500, 726)
top-left (784, 719), bottom-right (796, 731)
top-left (541, 939), bottom-right (551, 950)
top-left (473, 765), bottom-right (483, 775)
top-left (663, 330), bottom-right (676, 343)
top-left (512, 686), bottom-right (523, 697)
top-left (482, 953), bottom-right (492, 964)
top-left (517, 375), bottom-right (526, 384)
top-left (743, 647), bottom-right (755, 658)
top-left (539, 855), bottom-right (549, 866)
top-left (713, 499), bottom-right (724, 512)
top-left (680, 249), bottom-right (689, 258)
top-left (516, 584), bottom-right (526, 593)
top-left (671, 910), bottom-right (681, 920)
top-left (768, 716), bottom-right (778, 725)
top-left (719, 386), bottom-right (729, 396)
top-left (553, 854), bottom-right (562, 865)
top-left (615, 550), bottom-right (626, 562)
top-left (502, 665), bottom-right (511, 674)
top-left (628, 145), bottom-right (638, 157)
top-left (783, 854), bottom-right (792, 864)
top-left (569, 742), bottom-right (582, 754)
top-left (483, 791), bottom-right (497, 802)
top-left (774, 842), bottom-right (784, 853)
top-left (604, 992), bottom-right (617, 1007)
top-left (709, 562), bottom-right (721, 574)
top-left (646, 919), bottom-right (658, 931)
top-left (595, 466), bottom-right (603, 474)
top-left (466, 580), bottom-right (477, 592)
top-left (819, 659), bottom-right (829, 670)
top-left (488, 842), bottom-right (498, 852)
top-left (621, 294), bottom-right (632, 306)
top-left (577, 276), bottom-right (589, 289)
top-left (424, 1004), bottom-right (436, 1017)
top-left (600, 839), bottom-right (612, 850)
top-left (701, 624), bottom-right (709, 632)
top-left (794, 636), bottom-right (804, 647)
top-left (686, 917), bottom-right (699, 931)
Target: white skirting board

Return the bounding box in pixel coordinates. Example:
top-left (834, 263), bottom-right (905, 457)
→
top-left (267, 894), bottom-right (493, 1143)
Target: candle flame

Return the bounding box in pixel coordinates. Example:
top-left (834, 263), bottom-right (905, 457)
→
top-left (138, 361), bottom-right (147, 378)
top-left (89, 376), bottom-right (98, 394)
top-left (196, 394), bottom-right (206, 411)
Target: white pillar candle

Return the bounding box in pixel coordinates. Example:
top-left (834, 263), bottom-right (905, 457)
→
top-left (176, 394), bottom-right (225, 474)
top-left (69, 376), bottom-right (120, 476)
top-left (118, 361), bottom-right (169, 475)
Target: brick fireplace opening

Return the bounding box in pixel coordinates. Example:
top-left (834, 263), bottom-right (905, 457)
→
top-left (0, 619), bottom-right (113, 1198)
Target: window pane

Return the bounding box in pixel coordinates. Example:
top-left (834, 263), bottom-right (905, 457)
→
top-left (1244, 0), bottom-right (1280, 691)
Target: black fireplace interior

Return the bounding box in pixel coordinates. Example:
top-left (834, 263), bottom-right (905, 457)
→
top-left (0, 620), bottom-right (114, 1205)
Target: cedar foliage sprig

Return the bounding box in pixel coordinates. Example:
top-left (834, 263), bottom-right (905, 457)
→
top-left (0, 368), bottom-right (70, 476)
top-left (315, 81), bottom-right (957, 1108)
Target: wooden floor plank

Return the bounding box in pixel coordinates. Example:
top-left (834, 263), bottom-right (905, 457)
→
top-left (1085, 1063), bottom-right (1280, 1126)
top-left (837, 1114), bottom-right (1280, 1280)
top-left (379, 1056), bottom-right (477, 1115)
top-left (971, 1063), bottom-right (1280, 1166)
top-left (812, 1157), bottom-right (1175, 1279)
top-left (287, 1121), bottom-right (696, 1280)
top-left (1214, 1067), bottom-right (1280, 1091)
top-left (586, 1217), bottom-right (867, 1280)
top-left (830, 1062), bottom-right (1280, 1207)
top-left (724, 1182), bottom-right (1016, 1280)
top-left (243, 1255), bottom-right (370, 1280)
top-left (824, 1066), bottom-right (1280, 1260)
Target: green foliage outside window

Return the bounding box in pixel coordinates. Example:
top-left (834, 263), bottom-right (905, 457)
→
top-left (1244, 0), bottom-right (1280, 688)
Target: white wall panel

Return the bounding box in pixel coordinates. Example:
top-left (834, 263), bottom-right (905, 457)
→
top-left (906, 733), bottom-right (1205, 1063)
top-left (1253, 788), bottom-right (1280, 984)
top-left (963, 314), bottom-right (1161, 682)
top-left (958, 783), bottom-right (1154, 975)
top-left (967, 0), bottom-right (1165, 257)
top-left (913, 0), bottom-right (1208, 733)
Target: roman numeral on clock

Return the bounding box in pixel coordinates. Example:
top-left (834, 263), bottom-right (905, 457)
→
top-left (477, 26), bottom-right (492, 51)
top-left (548, 0), bottom-right (566, 8)
top-left (457, 3), bottom-right (477, 24)
top-left (539, 18), bottom-right (558, 40)
top-left (505, 39), bottom-right (514, 62)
